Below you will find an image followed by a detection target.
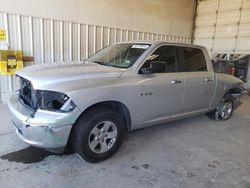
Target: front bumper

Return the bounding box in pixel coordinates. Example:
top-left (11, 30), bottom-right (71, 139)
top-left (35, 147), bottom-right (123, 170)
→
top-left (8, 93), bottom-right (81, 152)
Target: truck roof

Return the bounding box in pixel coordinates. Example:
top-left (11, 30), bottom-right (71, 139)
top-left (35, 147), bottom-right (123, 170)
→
top-left (117, 40), bottom-right (206, 50)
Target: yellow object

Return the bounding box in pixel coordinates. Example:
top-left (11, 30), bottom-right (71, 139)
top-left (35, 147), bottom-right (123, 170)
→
top-left (0, 29), bottom-right (6, 41)
top-left (0, 50), bottom-right (23, 75)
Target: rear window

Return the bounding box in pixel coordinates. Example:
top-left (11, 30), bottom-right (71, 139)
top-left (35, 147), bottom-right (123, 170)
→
top-left (178, 47), bottom-right (207, 72)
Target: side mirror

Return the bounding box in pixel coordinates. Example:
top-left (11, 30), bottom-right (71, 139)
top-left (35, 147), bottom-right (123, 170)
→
top-left (140, 67), bottom-right (152, 74)
top-left (140, 61), bottom-right (166, 74)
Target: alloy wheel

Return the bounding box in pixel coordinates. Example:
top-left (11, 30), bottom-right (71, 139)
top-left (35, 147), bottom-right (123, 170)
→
top-left (220, 100), bottom-right (233, 120)
top-left (88, 121), bottom-right (118, 154)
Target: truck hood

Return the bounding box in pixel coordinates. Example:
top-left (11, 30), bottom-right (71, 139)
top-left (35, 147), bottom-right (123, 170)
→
top-left (16, 61), bottom-right (125, 90)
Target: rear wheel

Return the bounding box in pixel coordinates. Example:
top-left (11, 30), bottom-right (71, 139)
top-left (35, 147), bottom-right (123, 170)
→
top-left (72, 108), bottom-right (125, 163)
top-left (208, 95), bottom-right (234, 121)
top-left (219, 99), bottom-right (233, 120)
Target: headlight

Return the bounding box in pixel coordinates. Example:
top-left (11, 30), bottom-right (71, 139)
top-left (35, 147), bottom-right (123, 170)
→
top-left (37, 90), bottom-right (76, 112)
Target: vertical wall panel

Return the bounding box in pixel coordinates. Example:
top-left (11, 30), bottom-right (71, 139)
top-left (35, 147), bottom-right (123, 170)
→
top-left (95, 26), bottom-right (102, 52)
top-left (116, 29), bottom-right (122, 43)
top-left (88, 25), bottom-right (94, 57)
top-left (44, 19), bottom-right (52, 63)
top-left (54, 21), bottom-right (61, 62)
top-left (8, 14), bottom-right (20, 50)
top-left (109, 28), bottom-right (115, 45)
top-left (102, 27), bottom-right (109, 49)
top-left (33, 18), bottom-right (43, 64)
top-left (21, 17), bottom-right (32, 56)
top-left (121, 30), bottom-right (127, 42)
top-left (72, 23), bottom-right (79, 61)
top-left (63, 22), bottom-right (70, 62)
top-left (128, 31), bottom-right (133, 41)
top-left (80, 24), bottom-right (87, 60)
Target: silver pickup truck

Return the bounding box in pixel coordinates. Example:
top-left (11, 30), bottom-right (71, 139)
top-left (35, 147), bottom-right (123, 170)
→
top-left (8, 42), bottom-right (247, 163)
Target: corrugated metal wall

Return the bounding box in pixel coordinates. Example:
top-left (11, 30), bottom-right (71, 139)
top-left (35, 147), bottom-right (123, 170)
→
top-left (0, 12), bottom-right (192, 102)
top-left (194, 0), bottom-right (250, 56)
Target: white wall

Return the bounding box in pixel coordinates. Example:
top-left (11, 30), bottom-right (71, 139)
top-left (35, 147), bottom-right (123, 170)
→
top-left (0, 0), bottom-right (196, 37)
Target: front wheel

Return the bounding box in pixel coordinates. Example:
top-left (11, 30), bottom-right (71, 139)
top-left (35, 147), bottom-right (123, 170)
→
top-left (72, 108), bottom-right (125, 163)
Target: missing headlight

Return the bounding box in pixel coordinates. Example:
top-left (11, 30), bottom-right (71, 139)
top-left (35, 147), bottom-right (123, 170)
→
top-left (48, 99), bottom-right (64, 110)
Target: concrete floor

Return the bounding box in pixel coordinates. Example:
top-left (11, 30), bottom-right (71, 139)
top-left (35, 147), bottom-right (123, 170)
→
top-left (0, 96), bottom-right (250, 188)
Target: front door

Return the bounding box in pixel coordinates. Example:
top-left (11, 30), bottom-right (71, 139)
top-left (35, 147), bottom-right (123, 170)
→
top-left (135, 45), bottom-right (185, 128)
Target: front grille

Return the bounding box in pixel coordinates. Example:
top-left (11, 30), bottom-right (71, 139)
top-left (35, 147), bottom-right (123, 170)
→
top-left (19, 77), bottom-right (35, 109)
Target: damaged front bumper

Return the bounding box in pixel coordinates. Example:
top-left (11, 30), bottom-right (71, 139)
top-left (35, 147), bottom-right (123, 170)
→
top-left (8, 93), bottom-right (81, 153)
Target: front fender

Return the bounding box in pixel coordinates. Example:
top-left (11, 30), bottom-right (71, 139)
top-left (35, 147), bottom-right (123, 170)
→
top-left (64, 83), bottom-right (138, 125)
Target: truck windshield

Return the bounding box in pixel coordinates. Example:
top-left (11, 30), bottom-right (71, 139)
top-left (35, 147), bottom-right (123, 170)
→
top-left (87, 43), bottom-right (151, 68)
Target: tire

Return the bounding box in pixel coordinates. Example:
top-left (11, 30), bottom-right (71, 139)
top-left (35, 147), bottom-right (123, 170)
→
top-left (207, 94), bottom-right (234, 121)
top-left (72, 107), bottom-right (125, 163)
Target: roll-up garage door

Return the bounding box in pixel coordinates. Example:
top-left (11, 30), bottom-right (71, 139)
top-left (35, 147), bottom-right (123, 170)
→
top-left (194, 0), bottom-right (250, 56)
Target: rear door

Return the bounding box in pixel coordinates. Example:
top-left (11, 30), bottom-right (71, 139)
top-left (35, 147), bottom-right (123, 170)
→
top-left (177, 47), bottom-right (215, 112)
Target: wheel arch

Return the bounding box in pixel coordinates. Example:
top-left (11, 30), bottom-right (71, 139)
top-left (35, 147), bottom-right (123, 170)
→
top-left (224, 86), bottom-right (245, 101)
top-left (79, 101), bottom-right (132, 131)
top-left (65, 100), bottom-right (132, 153)
top-left (226, 87), bottom-right (244, 94)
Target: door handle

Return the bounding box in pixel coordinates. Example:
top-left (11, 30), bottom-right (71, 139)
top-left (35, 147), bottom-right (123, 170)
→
top-left (204, 78), bottom-right (214, 82)
top-left (171, 80), bottom-right (182, 84)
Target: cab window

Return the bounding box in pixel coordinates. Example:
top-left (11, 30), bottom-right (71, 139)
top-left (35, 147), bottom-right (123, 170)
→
top-left (140, 46), bottom-right (178, 74)
top-left (178, 47), bottom-right (207, 72)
